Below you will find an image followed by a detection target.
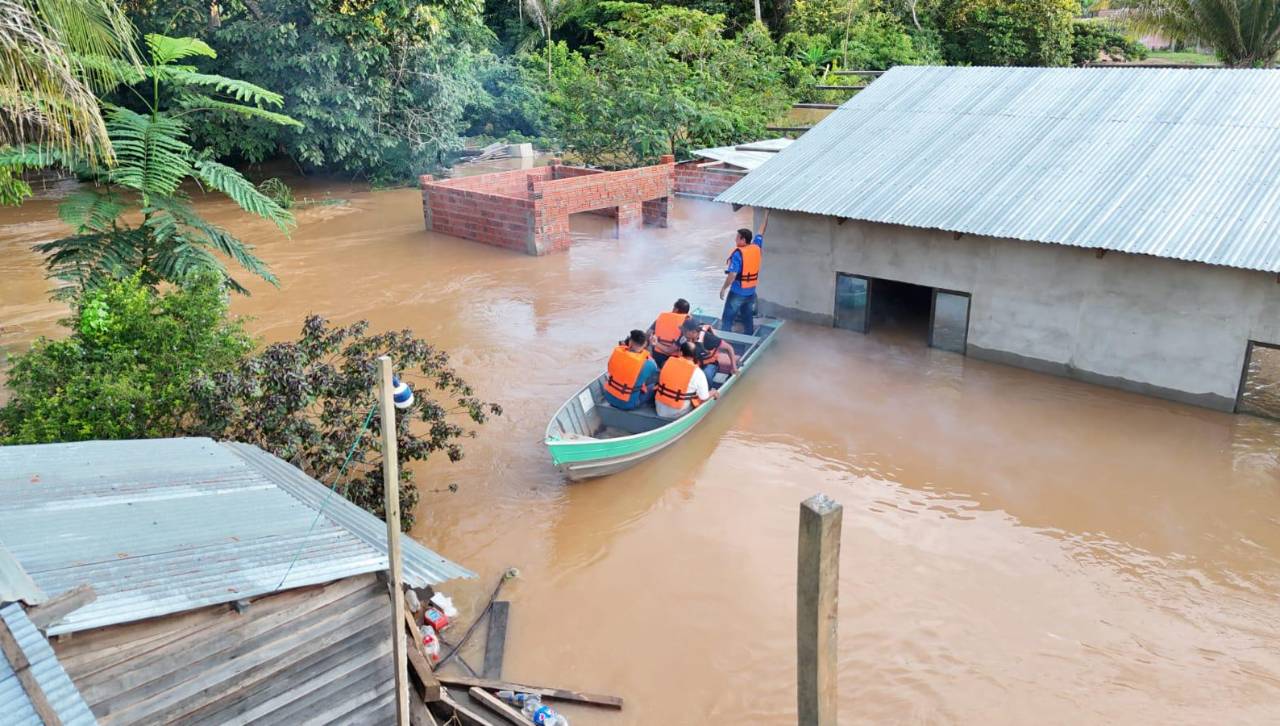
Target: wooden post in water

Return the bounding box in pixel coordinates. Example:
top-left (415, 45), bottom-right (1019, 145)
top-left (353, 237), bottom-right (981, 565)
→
top-left (379, 355), bottom-right (410, 726)
top-left (797, 493), bottom-right (842, 726)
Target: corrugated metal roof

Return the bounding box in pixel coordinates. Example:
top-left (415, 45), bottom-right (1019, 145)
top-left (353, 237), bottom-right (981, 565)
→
top-left (0, 603), bottom-right (96, 725)
top-left (0, 438), bottom-right (474, 636)
top-left (692, 138), bottom-right (792, 170)
top-left (0, 544), bottom-right (45, 607)
top-left (718, 65), bottom-right (1280, 273)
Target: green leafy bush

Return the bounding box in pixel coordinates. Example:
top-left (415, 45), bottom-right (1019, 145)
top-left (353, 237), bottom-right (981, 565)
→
top-left (928, 0), bottom-right (1079, 67)
top-left (187, 316), bottom-right (502, 531)
top-left (0, 274), bottom-right (253, 443)
top-left (544, 6), bottom-right (796, 166)
top-left (1071, 19), bottom-right (1149, 64)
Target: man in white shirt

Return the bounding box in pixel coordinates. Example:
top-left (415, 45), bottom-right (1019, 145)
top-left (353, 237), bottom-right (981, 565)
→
top-left (655, 341), bottom-right (719, 419)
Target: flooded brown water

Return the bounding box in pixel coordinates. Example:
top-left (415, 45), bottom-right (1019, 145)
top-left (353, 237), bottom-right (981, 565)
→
top-left (4, 169), bottom-right (1280, 724)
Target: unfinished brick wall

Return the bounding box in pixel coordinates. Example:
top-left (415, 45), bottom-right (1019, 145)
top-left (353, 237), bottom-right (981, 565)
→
top-left (420, 156), bottom-right (675, 255)
top-left (674, 160), bottom-right (746, 200)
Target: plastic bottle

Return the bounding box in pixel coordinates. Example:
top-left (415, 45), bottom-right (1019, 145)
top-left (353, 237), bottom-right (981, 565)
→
top-left (420, 624), bottom-right (441, 663)
top-left (496, 691), bottom-right (569, 726)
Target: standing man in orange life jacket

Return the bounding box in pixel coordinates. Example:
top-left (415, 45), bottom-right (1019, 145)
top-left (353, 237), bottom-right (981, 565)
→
top-left (647, 298), bottom-right (691, 368)
top-left (604, 330), bottom-right (660, 410)
top-left (719, 214), bottom-right (767, 335)
top-left (655, 341), bottom-right (719, 420)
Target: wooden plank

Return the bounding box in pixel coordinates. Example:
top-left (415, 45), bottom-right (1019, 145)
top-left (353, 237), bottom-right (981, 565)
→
top-left (832, 69), bottom-right (884, 76)
top-left (468, 687), bottom-right (527, 726)
top-left (437, 688), bottom-right (498, 726)
top-left (403, 598), bottom-right (442, 701)
top-left (481, 601), bottom-right (509, 680)
top-left (0, 615), bottom-right (63, 726)
top-left (437, 675), bottom-right (623, 710)
top-left (798, 494), bottom-right (843, 726)
top-left (379, 355), bottom-right (411, 726)
top-left (26, 585), bottom-right (96, 631)
top-left (765, 126), bottom-right (813, 133)
top-left (410, 691), bottom-right (438, 726)
top-left (813, 84), bottom-right (868, 91)
top-left (792, 103), bottom-right (839, 110)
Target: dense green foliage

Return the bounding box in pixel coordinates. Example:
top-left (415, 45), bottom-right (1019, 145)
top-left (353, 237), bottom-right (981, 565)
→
top-left (1127, 0), bottom-right (1280, 67)
top-left (543, 4), bottom-right (797, 165)
top-left (928, 0), bottom-right (1081, 66)
top-left (126, 0), bottom-right (494, 182)
top-left (0, 274), bottom-right (253, 443)
top-left (187, 316), bottom-right (501, 530)
top-left (1071, 18), bottom-right (1148, 64)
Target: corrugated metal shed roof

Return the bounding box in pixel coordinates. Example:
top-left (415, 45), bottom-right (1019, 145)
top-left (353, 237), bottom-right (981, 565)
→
top-left (692, 138), bottom-right (792, 170)
top-left (718, 65), bottom-right (1280, 273)
top-left (0, 545), bottom-right (45, 607)
top-left (0, 603), bottom-right (96, 725)
top-left (0, 438), bottom-right (474, 636)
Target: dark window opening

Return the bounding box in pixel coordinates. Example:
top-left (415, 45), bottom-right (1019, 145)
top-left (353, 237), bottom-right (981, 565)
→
top-left (834, 274), bottom-right (970, 353)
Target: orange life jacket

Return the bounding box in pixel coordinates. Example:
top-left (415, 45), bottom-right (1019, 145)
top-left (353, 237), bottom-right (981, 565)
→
top-left (691, 325), bottom-right (719, 366)
top-left (730, 243), bottom-right (761, 290)
top-left (652, 311), bottom-right (689, 355)
top-left (655, 356), bottom-right (702, 410)
top-left (605, 345), bottom-right (650, 400)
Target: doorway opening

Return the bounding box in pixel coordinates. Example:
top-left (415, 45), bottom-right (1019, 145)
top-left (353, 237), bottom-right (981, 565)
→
top-left (1237, 341), bottom-right (1280, 419)
top-left (834, 273), bottom-right (971, 353)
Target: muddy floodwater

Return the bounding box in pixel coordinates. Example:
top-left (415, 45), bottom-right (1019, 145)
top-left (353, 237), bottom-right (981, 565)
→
top-left (3, 170), bottom-right (1280, 724)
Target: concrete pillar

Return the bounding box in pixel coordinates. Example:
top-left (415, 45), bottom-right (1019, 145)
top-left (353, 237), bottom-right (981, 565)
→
top-left (797, 493), bottom-right (842, 726)
top-left (419, 175), bottom-right (434, 231)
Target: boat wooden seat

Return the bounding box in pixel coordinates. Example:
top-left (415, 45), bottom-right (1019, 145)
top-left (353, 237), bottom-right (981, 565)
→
top-left (597, 401), bottom-right (669, 434)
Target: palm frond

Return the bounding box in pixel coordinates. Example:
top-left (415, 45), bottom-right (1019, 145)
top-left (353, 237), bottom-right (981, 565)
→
top-left (167, 70), bottom-right (286, 108)
top-left (194, 159), bottom-right (295, 231)
top-left (176, 94), bottom-right (303, 128)
top-left (106, 107), bottom-right (192, 198)
top-left (148, 195), bottom-right (279, 288)
top-left (39, 0), bottom-right (141, 90)
top-left (0, 0), bottom-right (113, 165)
top-left (35, 226), bottom-right (146, 297)
top-left (58, 188), bottom-right (125, 232)
top-left (145, 33), bottom-right (215, 65)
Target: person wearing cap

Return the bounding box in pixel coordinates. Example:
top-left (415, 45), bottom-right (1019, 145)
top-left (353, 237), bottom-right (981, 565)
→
top-left (604, 329), bottom-right (659, 410)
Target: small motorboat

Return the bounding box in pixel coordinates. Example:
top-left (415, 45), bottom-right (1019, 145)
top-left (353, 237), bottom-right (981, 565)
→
top-left (544, 314), bottom-right (783, 480)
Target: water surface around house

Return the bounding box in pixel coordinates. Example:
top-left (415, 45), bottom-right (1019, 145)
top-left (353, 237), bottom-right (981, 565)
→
top-left (2, 170), bottom-right (1279, 724)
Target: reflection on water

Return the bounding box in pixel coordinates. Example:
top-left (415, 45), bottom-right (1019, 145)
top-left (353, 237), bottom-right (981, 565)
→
top-left (3, 175), bottom-right (1280, 724)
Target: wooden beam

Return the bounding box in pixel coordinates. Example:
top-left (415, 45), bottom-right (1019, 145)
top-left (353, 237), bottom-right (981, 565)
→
top-left (0, 614), bottom-right (63, 726)
top-left (437, 688), bottom-right (498, 726)
top-left (468, 688), bottom-right (527, 725)
top-left (436, 675), bottom-right (623, 710)
top-left (26, 585), bottom-right (96, 631)
top-left (797, 494), bottom-right (842, 726)
top-left (409, 690), bottom-right (438, 726)
top-left (832, 69), bottom-right (885, 76)
top-left (481, 601), bottom-right (509, 680)
top-left (765, 126), bottom-right (813, 133)
top-left (379, 355), bottom-right (410, 726)
top-left (813, 85), bottom-right (868, 91)
top-left (402, 598), bottom-right (443, 701)
top-left (792, 103), bottom-right (840, 110)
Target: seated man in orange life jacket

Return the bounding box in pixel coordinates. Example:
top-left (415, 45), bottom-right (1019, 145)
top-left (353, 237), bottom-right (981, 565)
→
top-left (647, 298), bottom-right (691, 369)
top-left (681, 318), bottom-right (738, 384)
top-left (655, 341), bottom-right (719, 420)
top-left (603, 330), bottom-right (660, 410)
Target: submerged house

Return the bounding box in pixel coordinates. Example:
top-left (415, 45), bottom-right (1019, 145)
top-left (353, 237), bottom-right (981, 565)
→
top-left (0, 437), bottom-right (470, 725)
top-left (719, 65), bottom-right (1280, 413)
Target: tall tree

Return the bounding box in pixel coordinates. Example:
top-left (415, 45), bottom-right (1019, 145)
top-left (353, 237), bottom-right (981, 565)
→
top-left (1126, 0), bottom-right (1280, 66)
top-left (0, 0), bottom-right (139, 203)
top-left (7, 34), bottom-right (301, 296)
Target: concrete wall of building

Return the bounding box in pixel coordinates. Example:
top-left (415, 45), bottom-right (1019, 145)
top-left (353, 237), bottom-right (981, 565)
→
top-left (755, 209), bottom-right (1280, 411)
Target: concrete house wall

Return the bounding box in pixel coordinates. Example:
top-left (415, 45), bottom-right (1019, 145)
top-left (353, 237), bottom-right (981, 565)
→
top-left (757, 209), bottom-right (1280, 411)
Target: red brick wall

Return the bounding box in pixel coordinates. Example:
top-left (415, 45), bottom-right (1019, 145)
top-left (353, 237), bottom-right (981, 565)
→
top-left (420, 175), bottom-right (535, 254)
top-left (420, 156), bottom-right (675, 255)
top-left (674, 161), bottom-right (745, 199)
